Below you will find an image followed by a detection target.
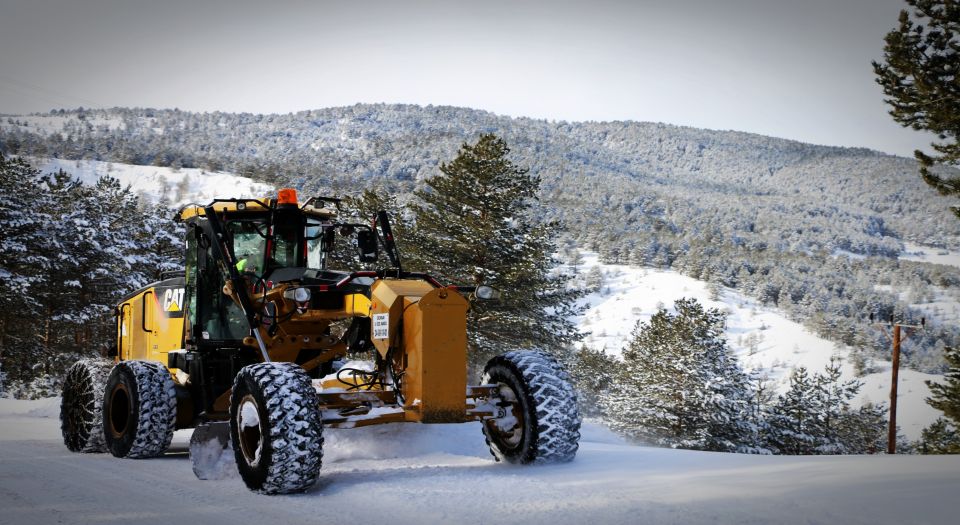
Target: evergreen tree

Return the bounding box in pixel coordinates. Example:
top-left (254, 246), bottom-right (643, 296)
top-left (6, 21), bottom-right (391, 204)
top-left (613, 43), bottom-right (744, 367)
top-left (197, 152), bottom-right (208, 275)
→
top-left (585, 265), bottom-right (604, 294)
top-left (873, 0), bottom-right (960, 218)
top-left (919, 417), bottom-right (960, 453)
top-left (411, 134), bottom-right (581, 368)
top-left (338, 187), bottom-right (418, 271)
top-left (136, 198), bottom-right (185, 284)
top-left (601, 298), bottom-right (754, 452)
top-left (813, 357), bottom-right (863, 454)
top-left (569, 345), bottom-right (618, 417)
top-left (0, 154), bottom-right (54, 384)
top-left (0, 155), bottom-right (184, 396)
top-left (920, 345), bottom-right (960, 452)
top-left (766, 361), bottom-right (884, 455)
top-left (838, 402), bottom-right (888, 455)
top-left (926, 345), bottom-right (960, 423)
top-left (766, 366), bottom-right (820, 455)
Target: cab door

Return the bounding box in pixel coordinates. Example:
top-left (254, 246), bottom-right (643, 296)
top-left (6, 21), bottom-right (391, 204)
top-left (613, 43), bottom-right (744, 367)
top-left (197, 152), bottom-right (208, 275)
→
top-left (117, 303), bottom-right (133, 361)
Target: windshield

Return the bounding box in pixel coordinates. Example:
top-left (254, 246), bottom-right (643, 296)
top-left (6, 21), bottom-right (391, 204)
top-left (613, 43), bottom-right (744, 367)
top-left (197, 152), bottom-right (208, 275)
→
top-left (306, 224), bottom-right (323, 270)
top-left (229, 220), bottom-right (267, 275)
top-left (272, 215), bottom-right (301, 268)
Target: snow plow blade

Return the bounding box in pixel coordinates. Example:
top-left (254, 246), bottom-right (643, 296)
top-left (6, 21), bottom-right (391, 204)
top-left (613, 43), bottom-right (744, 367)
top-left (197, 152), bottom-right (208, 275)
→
top-left (189, 421), bottom-right (233, 480)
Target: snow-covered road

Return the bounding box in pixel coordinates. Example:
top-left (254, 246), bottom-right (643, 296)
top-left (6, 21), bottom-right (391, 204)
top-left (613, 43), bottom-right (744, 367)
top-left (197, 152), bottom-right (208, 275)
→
top-left (1, 399), bottom-right (958, 525)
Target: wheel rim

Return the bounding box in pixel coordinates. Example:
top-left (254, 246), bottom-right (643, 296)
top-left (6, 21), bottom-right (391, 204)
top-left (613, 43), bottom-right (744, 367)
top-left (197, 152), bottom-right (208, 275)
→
top-left (108, 383), bottom-right (130, 438)
top-left (485, 383), bottom-right (525, 449)
top-left (237, 395), bottom-right (264, 467)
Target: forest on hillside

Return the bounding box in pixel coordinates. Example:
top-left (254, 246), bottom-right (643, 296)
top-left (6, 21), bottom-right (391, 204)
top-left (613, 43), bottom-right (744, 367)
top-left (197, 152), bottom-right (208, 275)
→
top-left (2, 105), bottom-right (960, 374)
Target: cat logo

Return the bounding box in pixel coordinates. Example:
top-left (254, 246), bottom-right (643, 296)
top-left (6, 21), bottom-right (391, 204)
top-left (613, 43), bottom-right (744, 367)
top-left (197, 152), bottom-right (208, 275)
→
top-left (162, 288), bottom-right (185, 313)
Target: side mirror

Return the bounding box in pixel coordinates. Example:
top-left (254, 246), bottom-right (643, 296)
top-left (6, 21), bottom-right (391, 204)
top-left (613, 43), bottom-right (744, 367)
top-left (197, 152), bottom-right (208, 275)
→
top-left (357, 229), bottom-right (379, 263)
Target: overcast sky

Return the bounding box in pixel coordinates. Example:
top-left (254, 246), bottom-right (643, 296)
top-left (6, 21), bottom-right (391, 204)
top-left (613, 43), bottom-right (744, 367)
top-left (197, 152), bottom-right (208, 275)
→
top-left (0, 0), bottom-right (936, 157)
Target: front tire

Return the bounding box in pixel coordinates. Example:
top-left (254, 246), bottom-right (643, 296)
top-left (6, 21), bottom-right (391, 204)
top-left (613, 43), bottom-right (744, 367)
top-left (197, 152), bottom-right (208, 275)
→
top-left (102, 360), bottom-right (177, 459)
top-left (230, 363), bottom-right (324, 494)
top-left (481, 351), bottom-right (581, 464)
top-left (61, 359), bottom-right (114, 452)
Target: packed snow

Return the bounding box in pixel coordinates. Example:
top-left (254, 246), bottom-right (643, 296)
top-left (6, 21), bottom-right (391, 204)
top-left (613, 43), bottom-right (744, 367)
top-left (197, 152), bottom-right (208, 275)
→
top-left (572, 252), bottom-right (945, 440)
top-left (1, 398), bottom-right (958, 525)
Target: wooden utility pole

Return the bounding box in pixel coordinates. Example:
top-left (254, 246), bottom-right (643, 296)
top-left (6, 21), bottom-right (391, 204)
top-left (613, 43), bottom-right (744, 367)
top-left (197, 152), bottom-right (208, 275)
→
top-left (888, 324), bottom-right (901, 455)
top-left (872, 316), bottom-right (923, 454)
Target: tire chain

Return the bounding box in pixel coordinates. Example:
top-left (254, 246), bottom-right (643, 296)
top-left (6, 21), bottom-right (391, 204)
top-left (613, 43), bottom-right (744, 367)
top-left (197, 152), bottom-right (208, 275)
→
top-left (235, 363), bottom-right (324, 494)
top-left (483, 350), bottom-right (581, 463)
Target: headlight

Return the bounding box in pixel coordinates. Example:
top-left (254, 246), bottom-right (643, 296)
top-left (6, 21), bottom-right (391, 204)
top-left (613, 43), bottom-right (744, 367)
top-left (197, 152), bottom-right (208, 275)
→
top-left (283, 287), bottom-right (312, 302)
top-left (294, 287), bottom-right (311, 303)
top-left (475, 285), bottom-right (500, 300)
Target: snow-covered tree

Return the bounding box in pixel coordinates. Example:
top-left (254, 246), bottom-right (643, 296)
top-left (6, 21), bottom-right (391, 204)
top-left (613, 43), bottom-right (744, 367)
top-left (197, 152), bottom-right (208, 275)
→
top-left (0, 156), bottom-right (184, 396)
top-left (765, 367), bottom-right (820, 455)
top-left (765, 360), bottom-right (884, 455)
top-left (920, 345), bottom-right (960, 453)
top-left (919, 417), bottom-right (960, 454)
top-left (569, 345), bottom-right (618, 417)
top-left (411, 134), bottom-right (582, 368)
top-left (601, 298), bottom-right (754, 452)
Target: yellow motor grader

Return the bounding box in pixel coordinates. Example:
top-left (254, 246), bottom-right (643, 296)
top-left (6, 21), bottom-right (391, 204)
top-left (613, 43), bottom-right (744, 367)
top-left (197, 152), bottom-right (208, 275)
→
top-left (59, 188), bottom-right (580, 493)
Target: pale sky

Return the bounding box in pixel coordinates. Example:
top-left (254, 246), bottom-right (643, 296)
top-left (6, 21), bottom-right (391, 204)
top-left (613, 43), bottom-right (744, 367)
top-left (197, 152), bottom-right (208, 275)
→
top-left (0, 0), bottom-right (937, 157)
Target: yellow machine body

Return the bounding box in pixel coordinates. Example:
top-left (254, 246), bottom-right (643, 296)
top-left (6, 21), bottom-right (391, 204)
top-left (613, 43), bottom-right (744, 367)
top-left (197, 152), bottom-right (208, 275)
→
top-left (111, 191), bottom-right (497, 431)
top-left (116, 282), bottom-right (187, 366)
top-left (368, 280), bottom-right (470, 423)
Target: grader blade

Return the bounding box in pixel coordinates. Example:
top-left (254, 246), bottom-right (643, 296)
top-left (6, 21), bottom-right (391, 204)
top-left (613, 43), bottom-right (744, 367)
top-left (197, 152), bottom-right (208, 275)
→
top-left (189, 421), bottom-right (234, 480)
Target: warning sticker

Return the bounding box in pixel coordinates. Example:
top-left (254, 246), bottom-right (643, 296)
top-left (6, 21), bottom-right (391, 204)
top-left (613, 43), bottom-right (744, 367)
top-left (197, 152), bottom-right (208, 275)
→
top-left (372, 313), bottom-right (389, 340)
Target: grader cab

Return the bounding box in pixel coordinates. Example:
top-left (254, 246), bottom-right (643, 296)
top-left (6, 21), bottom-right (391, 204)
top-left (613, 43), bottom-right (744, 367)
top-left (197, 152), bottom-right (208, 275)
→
top-left (60, 189), bottom-right (580, 493)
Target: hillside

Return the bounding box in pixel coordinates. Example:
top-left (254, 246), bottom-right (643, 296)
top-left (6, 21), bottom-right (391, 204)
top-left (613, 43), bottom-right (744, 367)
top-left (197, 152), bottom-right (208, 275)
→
top-left (2, 398), bottom-right (958, 525)
top-left (2, 105), bottom-right (957, 249)
top-left (4, 106), bottom-right (960, 373)
top-left (31, 157), bottom-right (272, 206)
top-left (6, 151), bottom-right (951, 439)
top-left (574, 252), bottom-right (945, 440)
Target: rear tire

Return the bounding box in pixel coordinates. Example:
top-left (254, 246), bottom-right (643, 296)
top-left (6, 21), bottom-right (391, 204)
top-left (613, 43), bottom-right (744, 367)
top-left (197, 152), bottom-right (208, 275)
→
top-left (102, 360), bottom-right (177, 459)
top-left (481, 350), bottom-right (581, 464)
top-left (60, 359), bottom-right (114, 452)
top-left (230, 363), bottom-right (324, 494)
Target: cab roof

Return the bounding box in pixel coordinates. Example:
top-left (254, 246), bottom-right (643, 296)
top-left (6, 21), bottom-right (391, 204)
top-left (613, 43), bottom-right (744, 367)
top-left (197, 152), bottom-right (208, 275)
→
top-left (176, 195), bottom-right (339, 222)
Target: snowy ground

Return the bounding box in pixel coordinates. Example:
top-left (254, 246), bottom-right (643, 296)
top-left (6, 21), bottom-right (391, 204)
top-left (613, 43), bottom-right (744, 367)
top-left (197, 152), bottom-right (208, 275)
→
top-left (572, 253), bottom-right (945, 441)
top-left (900, 241), bottom-right (960, 268)
top-left (1, 398), bottom-right (958, 525)
top-left (29, 157), bottom-right (274, 207)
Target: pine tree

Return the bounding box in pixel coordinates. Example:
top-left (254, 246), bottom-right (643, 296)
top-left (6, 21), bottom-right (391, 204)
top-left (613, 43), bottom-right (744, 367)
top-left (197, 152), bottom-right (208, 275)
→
top-left (813, 357), bottom-right (862, 454)
top-left (585, 265), bottom-right (604, 294)
top-left (920, 345), bottom-right (960, 452)
top-left (0, 154), bottom-right (54, 385)
top-left (601, 298), bottom-right (753, 451)
top-left (926, 345), bottom-right (960, 423)
top-left (838, 402), bottom-right (887, 455)
top-left (765, 366), bottom-right (819, 455)
top-left (765, 360), bottom-right (883, 455)
top-left (873, 0), bottom-right (960, 218)
top-left (411, 134), bottom-right (582, 368)
top-left (919, 417), bottom-right (960, 453)
top-left (0, 155), bottom-right (185, 395)
top-left (569, 345), bottom-right (618, 417)
top-left (338, 187), bottom-right (419, 271)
